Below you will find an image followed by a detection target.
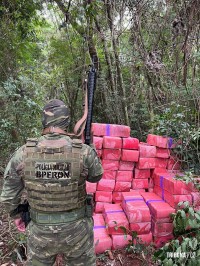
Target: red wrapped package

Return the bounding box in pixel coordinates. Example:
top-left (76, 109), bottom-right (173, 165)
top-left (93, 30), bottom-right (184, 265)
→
top-left (93, 136), bottom-right (103, 149)
top-left (102, 170), bottom-right (117, 180)
top-left (156, 147), bottom-right (170, 158)
top-left (153, 185), bottom-right (164, 199)
top-left (163, 177), bottom-right (190, 195)
top-left (122, 137), bottom-right (139, 150)
top-left (102, 149), bottom-right (121, 160)
top-left (147, 134), bottom-right (172, 148)
top-left (148, 188), bottom-right (154, 192)
top-left (152, 219), bottom-right (173, 236)
top-left (96, 149), bottom-right (102, 158)
top-left (86, 181), bottom-right (97, 193)
top-left (148, 201), bottom-right (175, 222)
top-left (103, 204), bottom-right (129, 235)
top-left (153, 173), bottom-right (174, 187)
top-left (129, 222), bottom-right (151, 235)
top-left (103, 136), bottom-right (122, 149)
top-left (164, 191), bottom-right (192, 209)
top-left (116, 171), bottom-right (133, 182)
top-left (132, 179), bottom-right (149, 189)
top-left (167, 156), bottom-right (181, 170)
top-left (112, 235), bottom-right (132, 250)
top-left (137, 158), bottom-right (156, 169)
top-left (155, 158), bottom-right (168, 168)
top-left (114, 181), bottom-right (131, 192)
top-left (140, 192), bottom-right (162, 203)
top-left (131, 189), bottom-right (146, 193)
top-left (134, 168), bottom-right (150, 179)
top-left (139, 143), bottom-right (156, 158)
top-left (191, 192), bottom-right (200, 207)
top-left (121, 150), bottom-right (139, 162)
top-left (123, 200), bottom-right (151, 223)
top-left (93, 213), bottom-right (112, 254)
top-left (153, 235), bottom-right (174, 248)
top-left (121, 191), bottom-right (142, 201)
top-left (95, 202), bottom-right (110, 213)
top-left (119, 161), bottom-right (135, 171)
top-left (95, 191), bottom-right (112, 202)
top-left (97, 179), bottom-right (115, 192)
top-left (102, 159), bottom-right (119, 170)
top-left (152, 168), bottom-right (168, 179)
top-left (112, 192), bottom-right (122, 203)
top-left (92, 123), bottom-right (130, 137)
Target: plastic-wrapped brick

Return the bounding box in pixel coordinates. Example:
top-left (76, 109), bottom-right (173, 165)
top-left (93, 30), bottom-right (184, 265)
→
top-left (132, 179), bottom-right (149, 190)
top-left (92, 123), bottom-right (130, 137)
top-left (147, 134), bottom-right (173, 148)
top-left (156, 147), bottom-right (170, 158)
top-left (134, 168), bottom-right (151, 179)
top-left (139, 143), bottom-right (156, 158)
top-left (102, 170), bottom-right (117, 180)
top-left (95, 191), bottom-right (112, 203)
top-left (103, 136), bottom-right (122, 149)
top-left (102, 160), bottom-right (119, 170)
top-left (137, 158), bottom-right (156, 169)
top-left (114, 181), bottom-right (131, 192)
top-left (116, 171), bottom-right (133, 182)
top-left (119, 161), bottom-right (135, 171)
top-left (121, 149), bottom-right (139, 162)
top-left (122, 137), bottom-right (139, 149)
top-left (93, 136), bottom-right (103, 149)
top-left (97, 179), bottom-right (115, 192)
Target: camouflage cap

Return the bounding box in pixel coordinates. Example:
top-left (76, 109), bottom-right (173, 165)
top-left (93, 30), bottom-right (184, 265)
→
top-left (42, 99), bottom-right (70, 130)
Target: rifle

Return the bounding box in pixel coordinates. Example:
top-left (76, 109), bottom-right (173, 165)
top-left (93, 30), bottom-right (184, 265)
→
top-left (84, 60), bottom-right (97, 145)
top-left (10, 200), bottom-right (31, 227)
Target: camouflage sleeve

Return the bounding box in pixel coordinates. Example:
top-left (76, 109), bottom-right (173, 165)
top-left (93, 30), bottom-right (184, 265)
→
top-left (0, 145), bottom-right (25, 212)
top-left (82, 144), bottom-right (103, 183)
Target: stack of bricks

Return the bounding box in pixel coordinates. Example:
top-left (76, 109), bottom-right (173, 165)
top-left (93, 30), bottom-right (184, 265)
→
top-left (85, 123), bottom-right (199, 253)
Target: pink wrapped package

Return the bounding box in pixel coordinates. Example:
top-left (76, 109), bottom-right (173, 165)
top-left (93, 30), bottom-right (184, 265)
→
top-left (139, 143), bottom-right (156, 158)
top-left (112, 233), bottom-right (153, 249)
top-left (147, 134), bottom-right (172, 148)
top-left (93, 213), bottom-right (112, 254)
top-left (152, 219), bottom-right (173, 237)
top-left (95, 191), bottom-right (112, 203)
top-left (112, 192), bottom-right (122, 203)
top-left (153, 173), bottom-right (174, 187)
top-left (122, 137), bottom-right (139, 150)
top-left (129, 222), bottom-right (151, 235)
top-left (147, 201), bottom-right (175, 223)
top-left (103, 204), bottom-right (129, 235)
top-left (132, 179), bottom-right (149, 189)
top-left (92, 123), bottom-right (130, 137)
top-left (153, 185), bottom-right (163, 199)
top-left (121, 191), bottom-right (143, 201)
top-left (95, 202), bottom-right (110, 213)
top-left (123, 201), bottom-right (151, 223)
top-left (96, 149), bottom-right (102, 158)
top-left (148, 188), bottom-right (154, 192)
top-left (121, 149), bottom-right (139, 162)
top-left (137, 158), bottom-right (156, 169)
top-left (102, 170), bottom-right (117, 180)
top-left (156, 147), bottom-right (170, 158)
top-left (153, 235), bottom-right (174, 248)
top-left (191, 192), bottom-right (200, 207)
top-left (103, 136), bottom-right (122, 149)
top-left (97, 179), bottom-right (115, 192)
top-left (114, 181), bottom-right (131, 192)
top-left (102, 149), bottom-right (121, 160)
top-left (112, 235), bottom-right (132, 250)
top-left (119, 161), bottom-right (135, 171)
top-left (86, 181), bottom-right (97, 193)
top-left (102, 159), bottom-right (119, 170)
top-left (134, 168), bottom-right (151, 179)
top-left (152, 168), bottom-right (168, 179)
top-left (116, 171), bottom-right (133, 182)
top-left (167, 156), bottom-right (181, 170)
top-left (164, 191), bottom-right (192, 209)
top-left (155, 158), bottom-right (168, 168)
top-left (140, 192), bottom-right (163, 203)
top-left (93, 136), bottom-right (103, 149)
top-left (163, 177), bottom-right (190, 195)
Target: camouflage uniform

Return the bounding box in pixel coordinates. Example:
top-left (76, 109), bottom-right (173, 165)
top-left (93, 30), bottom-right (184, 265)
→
top-left (0, 99), bottom-right (103, 266)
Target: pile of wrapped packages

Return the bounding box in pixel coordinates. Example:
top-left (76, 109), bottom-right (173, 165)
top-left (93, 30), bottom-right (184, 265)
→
top-left (86, 123), bottom-right (200, 253)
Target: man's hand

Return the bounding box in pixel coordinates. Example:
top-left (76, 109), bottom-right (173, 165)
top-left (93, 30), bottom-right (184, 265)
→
top-left (14, 218), bottom-right (26, 232)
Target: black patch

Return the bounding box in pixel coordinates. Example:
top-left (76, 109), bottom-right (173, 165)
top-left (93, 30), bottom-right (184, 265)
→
top-left (35, 162), bottom-right (71, 179)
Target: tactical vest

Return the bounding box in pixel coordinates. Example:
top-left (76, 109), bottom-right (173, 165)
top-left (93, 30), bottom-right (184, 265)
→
top-left (23, 136), bottom-right (86, 213)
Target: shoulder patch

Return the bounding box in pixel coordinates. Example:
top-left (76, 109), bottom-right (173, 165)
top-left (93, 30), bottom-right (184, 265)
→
top-left (26, 138), bottom-right (38, 147)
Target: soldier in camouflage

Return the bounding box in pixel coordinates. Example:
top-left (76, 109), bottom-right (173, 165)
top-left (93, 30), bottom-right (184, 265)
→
top-left (0, 99), bottom-right (103, 266)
